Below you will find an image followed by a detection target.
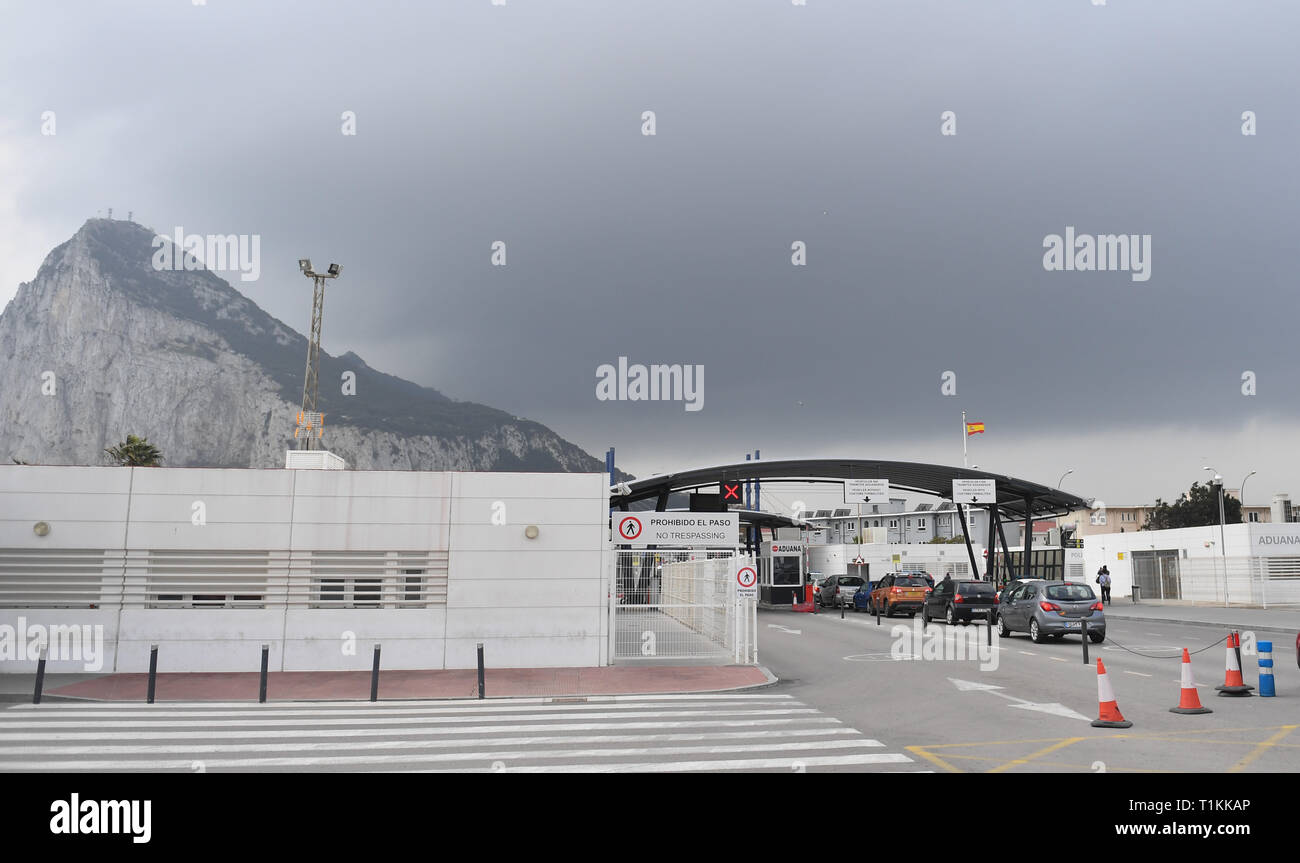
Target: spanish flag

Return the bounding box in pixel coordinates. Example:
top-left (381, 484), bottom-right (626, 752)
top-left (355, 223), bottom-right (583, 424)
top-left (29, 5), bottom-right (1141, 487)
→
top-left (965, 422), bottom-right (985, 436)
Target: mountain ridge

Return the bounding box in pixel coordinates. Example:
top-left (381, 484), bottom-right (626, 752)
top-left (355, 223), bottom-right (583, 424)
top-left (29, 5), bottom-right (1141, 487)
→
top-left (0, 218), bottom-right (624, 477)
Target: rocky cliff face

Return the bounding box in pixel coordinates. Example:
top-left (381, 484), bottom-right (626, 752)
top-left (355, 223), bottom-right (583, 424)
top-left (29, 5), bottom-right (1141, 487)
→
top-left (0, 219), bottom-right (614, 474)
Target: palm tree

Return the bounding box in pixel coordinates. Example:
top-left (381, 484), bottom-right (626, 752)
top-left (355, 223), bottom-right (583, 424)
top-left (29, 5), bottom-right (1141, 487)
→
top-left (105, 435), bottom-right (163, 467)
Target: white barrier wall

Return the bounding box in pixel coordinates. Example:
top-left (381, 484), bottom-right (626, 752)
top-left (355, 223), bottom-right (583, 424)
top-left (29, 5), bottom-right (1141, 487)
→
top-left (807, 543), bottom-right (986, 580)
top-left (0, 466), bottom-right (610, 673)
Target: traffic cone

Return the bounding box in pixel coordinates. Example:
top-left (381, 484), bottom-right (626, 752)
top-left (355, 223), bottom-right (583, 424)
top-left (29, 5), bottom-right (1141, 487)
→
top-left (1091, 659), bottom-right (1132, 728)
top-left (1215, 632), bottom-right (1254, 696)
top-left (1170, 648), bottom-right (1213, 714)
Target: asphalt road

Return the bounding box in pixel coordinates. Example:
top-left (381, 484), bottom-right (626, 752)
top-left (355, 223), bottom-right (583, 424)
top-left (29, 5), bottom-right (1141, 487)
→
top-left (757, 604), bottom-right (1299, 772)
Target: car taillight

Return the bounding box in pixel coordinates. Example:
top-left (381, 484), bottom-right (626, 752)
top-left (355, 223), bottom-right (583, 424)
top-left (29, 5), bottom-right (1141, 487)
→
top-left (1090, 602), bottom-right (1104, 611)
top-left (953, 595), bottom-right (964, 603)
top-left (993, 595), bottom-right (999, 603)
top-left (924, 587), bottom-right (932, 593)
top-left (891, 587), bottom-right (901, 595)
top-left (1040, 601), bottom-right (1061, 613)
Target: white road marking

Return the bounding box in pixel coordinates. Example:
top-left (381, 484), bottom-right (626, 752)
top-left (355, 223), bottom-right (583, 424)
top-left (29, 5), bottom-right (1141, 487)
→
top-left (1019, 651), bottom-right (1037, 656)
top-left (0, 700), bottom-right (798, 721)
top-left (0, 717), bottom-right (842, 741)
top-left (0, 729), bottom-right (883, 756)
top-left (949, 678), bottom-right (1090, 722)
top-left (1124, 671), bottom-right (1153, 678)
top-left (767, 624), bottom-right (802, 635)
top-left (1049, 657), bottom-right (1068, 662)
top-left (1, 694), bottom-right (913, 773)
top-left (0, 707), bottom-right (821, 730)
top-left (406, 754), bottom-right (913, 773)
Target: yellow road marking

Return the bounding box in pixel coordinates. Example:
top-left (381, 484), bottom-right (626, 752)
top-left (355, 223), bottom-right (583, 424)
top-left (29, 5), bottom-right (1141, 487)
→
top-left (987, 736), bottom-right (1084, 773)
top-left (1228, 725), bottom-right (1298, 773)
top-left (938, 753), bottom-right (1160, 772)
top-left (905, 745), bottom-right (963, 773)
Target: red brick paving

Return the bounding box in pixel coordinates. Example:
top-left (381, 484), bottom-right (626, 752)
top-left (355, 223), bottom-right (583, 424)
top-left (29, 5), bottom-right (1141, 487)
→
top-left (47, 666), bottom-right (772, 702)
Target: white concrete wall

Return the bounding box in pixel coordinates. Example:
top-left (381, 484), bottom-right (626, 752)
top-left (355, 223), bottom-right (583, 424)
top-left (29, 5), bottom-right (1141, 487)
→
top-left (807, 542), bottom-right (987, 580)
top-left (0, 466), bottom-right (610, 673)
top-left (1081, 523), bottom-right (1300, 603)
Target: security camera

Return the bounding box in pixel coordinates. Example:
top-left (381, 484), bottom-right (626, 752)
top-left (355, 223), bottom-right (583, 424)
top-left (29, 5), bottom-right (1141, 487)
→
top-left (614, 482), bottom-right (632, 496)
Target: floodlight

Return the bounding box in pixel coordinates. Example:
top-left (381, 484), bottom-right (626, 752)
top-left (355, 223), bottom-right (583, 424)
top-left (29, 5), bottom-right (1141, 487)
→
top-left (327, 263), bottom-right (341, 276)
top-left (298, 259), bottom-right (312, 273)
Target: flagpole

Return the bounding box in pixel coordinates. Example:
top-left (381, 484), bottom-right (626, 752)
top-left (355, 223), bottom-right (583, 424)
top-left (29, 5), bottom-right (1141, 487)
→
top-left (962, 411), bottom-right (968, 468)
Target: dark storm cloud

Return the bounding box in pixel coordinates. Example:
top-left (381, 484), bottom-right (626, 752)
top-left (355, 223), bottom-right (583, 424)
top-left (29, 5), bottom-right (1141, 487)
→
top-left (3, 1), bottom-right (1297, 496)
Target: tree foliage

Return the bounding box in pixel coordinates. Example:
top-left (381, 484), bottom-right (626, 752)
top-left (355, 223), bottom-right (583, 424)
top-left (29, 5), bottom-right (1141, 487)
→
top-left (1143, 481), bottom-right (1241, 530)
top-left (105, 435), bottom-right (163, 467)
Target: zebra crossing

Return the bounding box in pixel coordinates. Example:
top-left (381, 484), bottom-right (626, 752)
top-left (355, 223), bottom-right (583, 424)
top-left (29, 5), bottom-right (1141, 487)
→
top-left (0, 693), bottom-right (918, 773)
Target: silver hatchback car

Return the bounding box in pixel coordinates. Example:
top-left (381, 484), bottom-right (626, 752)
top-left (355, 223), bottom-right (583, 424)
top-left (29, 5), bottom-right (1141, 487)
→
top-left (997, 581), bottom-right (1105, 644)
top-left (821, 574), bottom-right (866, 607)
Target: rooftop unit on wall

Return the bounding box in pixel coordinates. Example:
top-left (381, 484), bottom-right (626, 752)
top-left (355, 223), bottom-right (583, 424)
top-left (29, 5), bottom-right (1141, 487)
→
top-left (285, 450), bottom-right (347, 470)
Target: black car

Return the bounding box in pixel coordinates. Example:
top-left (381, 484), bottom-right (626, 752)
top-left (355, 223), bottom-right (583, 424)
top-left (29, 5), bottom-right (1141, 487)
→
top-left (920, 579), bottom-right (998, 625)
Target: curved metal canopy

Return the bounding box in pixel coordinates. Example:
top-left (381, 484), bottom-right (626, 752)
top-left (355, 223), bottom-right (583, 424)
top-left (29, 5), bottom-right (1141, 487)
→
top-left (611, 459), bottom-right (1089, 520)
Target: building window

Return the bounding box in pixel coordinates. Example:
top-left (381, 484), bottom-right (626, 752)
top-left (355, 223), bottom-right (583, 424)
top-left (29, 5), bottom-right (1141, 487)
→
top-left (1248, 512), bottom-right (1260, 523)
top-left (889, 519), bottom-right (898, 528)
top-left (918, 519), bottom-right (927, 530)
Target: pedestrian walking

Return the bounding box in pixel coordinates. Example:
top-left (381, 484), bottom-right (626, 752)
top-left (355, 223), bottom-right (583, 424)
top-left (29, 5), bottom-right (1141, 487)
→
top-left (1096, 565), bottom-right (1111, 605)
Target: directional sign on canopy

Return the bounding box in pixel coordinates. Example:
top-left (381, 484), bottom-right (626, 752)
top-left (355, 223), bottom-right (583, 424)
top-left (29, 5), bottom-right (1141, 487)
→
top-left (952, 479), bottom-right (996, 504)
top-left (844, 478), bottom-right (889, 504)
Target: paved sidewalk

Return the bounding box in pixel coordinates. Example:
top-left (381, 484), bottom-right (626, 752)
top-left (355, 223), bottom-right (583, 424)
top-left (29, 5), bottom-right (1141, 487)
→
top-left (1103, 599), bottom-right (1299, 635)
top-left (26, 665), bottom-right (775, 703)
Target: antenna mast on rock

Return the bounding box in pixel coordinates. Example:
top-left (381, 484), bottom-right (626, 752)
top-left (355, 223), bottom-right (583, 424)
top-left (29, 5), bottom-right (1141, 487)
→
top-left (294, 258), bottom-right (342, 450)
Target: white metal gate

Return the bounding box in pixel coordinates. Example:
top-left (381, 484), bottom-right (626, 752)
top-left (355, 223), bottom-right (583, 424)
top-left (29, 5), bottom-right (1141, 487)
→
top-left (611, 549), bottom-right (757, 664)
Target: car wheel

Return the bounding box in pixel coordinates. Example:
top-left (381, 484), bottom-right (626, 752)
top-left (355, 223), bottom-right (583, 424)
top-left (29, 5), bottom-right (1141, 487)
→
top-left (997, 615), bottom-right (1012, 638)
top-left (908, 611), bottom-right (917, 618)
top-left (918, 604), bottom-right (927, 622)
top-left (884, 601), bottom-right (893, 618)
top-left (1089, 631), bottom-right (1105, 644)
top-left (1029, 619), bottom-right (1045, 644)
top-left (945, 605), bottom-right (956, 625)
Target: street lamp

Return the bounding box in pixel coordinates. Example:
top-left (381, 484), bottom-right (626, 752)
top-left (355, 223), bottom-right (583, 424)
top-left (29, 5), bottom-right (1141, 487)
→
top-left (1240, 470), bottom-right (1257, 517)
top-left (1057, 469), bottom-right (1074, 489)
top-left (1202, 467), bottom-right (1229, 606)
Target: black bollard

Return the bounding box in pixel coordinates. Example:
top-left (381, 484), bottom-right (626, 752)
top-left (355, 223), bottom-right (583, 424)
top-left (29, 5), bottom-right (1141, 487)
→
top-left (987, 608), bottom-right (994, 647)
top-left (259, 644), bottom-right (269, 704)
top-left (370, 643), bottom-right (381, 702)
top-left (1082, 620), bottom-right (1089, 665)
top-left (33, 646), bottom-right (47, 705)
top-left (477, 642), bottom-right (486, 699)
top-left (841, 601), bottom-right (845, 620)
top-left (146, 644), bottom-right (158, 704)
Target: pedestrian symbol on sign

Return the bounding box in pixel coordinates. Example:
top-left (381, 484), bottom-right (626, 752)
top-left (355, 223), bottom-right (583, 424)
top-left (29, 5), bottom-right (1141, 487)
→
top-left (618, 516), bottom-right (643, 540)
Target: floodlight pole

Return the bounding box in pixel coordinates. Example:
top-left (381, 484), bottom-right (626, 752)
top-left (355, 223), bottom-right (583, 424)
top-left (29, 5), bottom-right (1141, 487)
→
top-left (298, 261), bottom-right (340, 450)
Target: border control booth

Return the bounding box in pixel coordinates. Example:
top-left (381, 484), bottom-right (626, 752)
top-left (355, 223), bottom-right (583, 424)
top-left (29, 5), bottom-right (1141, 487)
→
top-left (759, 538), bottom-right (805, 606)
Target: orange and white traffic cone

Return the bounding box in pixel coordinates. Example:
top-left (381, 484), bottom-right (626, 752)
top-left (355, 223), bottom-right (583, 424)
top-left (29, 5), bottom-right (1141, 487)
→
top-left (1215, 632), bottom-right (1254, 697)
top-left (1170, 648), bottom-right (1213, 714)
top-left (1091, 659), bottom-right (1132, 728)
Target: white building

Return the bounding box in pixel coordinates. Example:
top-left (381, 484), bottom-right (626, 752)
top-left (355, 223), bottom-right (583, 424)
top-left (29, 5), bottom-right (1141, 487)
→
top-left (0, 465), bottom-right (612, 673)
top-left (1082, 523), bottom-right (1300, 606)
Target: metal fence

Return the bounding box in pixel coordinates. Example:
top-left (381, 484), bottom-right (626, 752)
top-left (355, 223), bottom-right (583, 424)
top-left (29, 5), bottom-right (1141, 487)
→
top-left (612, 549), bottom-right (756, 663)
top-left (1131, 554), bottom-right (1300, 607)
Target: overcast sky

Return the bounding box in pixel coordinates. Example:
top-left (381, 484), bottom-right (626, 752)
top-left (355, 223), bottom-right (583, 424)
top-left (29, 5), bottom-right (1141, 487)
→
top-left (2, 1), bottom-right (1297, 510)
